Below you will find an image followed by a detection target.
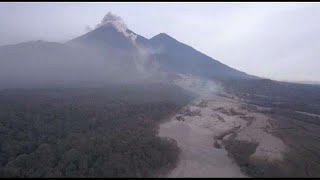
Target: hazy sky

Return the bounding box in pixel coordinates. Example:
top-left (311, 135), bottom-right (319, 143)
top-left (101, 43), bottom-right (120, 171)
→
top-left (0, 2), bottom-right (319, 82)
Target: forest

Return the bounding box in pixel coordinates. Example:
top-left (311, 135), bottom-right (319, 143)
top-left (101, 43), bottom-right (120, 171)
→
top-left (219, 78), bottom-right (320, 115)
top-left (0, 83), bottom-right (194, 177)
top-left (219, 78), bottom-right (320, 177)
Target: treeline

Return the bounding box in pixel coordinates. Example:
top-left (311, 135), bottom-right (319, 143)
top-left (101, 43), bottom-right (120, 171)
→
top-left (219, 78), bottom-right (320, 177)
top-left (218, 78), bottom-right (320, 115)
top-left (0, 83), bottom-right (194, 177)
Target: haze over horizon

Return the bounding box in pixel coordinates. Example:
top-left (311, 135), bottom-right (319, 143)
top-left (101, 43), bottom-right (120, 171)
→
top-left (0, 2), bottom-right (319, 82)
top-left (2, 2), bottom-right (320, 178)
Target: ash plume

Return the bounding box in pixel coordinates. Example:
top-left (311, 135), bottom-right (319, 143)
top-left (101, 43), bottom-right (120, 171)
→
top-left (95, 12), bottom-right (137, 41)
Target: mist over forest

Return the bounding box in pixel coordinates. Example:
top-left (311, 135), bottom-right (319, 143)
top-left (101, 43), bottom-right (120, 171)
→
top-left (1, 7), bottom-right (320, 178)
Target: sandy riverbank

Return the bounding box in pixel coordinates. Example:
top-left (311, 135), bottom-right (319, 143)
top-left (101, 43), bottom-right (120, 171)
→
top-left (158, 74), bottom-right (287, 177)
top-left (159, 113), bottom-right (245, 177)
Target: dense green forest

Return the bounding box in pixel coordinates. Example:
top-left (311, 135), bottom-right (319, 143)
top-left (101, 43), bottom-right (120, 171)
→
top-left (0, 83), bottom-right (194, 177)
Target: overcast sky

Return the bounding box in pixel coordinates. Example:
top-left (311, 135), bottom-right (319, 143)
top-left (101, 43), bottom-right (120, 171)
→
top-left (0, 2), bottom-right (319, 82)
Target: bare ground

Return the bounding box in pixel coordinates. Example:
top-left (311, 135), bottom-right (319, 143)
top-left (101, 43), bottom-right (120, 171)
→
top-left (158, 74), bottom-right (320, 177)
top-left (158, 92), bottom-right (289, 177)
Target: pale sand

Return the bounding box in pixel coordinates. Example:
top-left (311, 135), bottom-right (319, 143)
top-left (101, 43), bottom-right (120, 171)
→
top-left (159, 118), bottom-right (245, 177)
top-left (158, 74), bottom-right (287, 177)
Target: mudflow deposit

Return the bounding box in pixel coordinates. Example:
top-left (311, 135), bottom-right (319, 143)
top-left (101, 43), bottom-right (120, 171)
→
top-left (158, 74), bottom-right (287, 177)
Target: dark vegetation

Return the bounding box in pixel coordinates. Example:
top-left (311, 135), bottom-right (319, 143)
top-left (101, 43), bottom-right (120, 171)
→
top-left (175, 116), bottom-right (185, 122)
top-left (218, 78), bottom-right (320, 177)
top-left (213, 141), bottom-right (222, 149)
top-left (211, 114), bottom-right (225, 122)
top-left (224, 116), bottom-right (320, 178)
top-left (266, 109), bottom-right (320, 177)
top-left (212, 106), bottom-right (245, 116)
top-left (182, 109), bottom-right (202, 117)
top-left (223, 140), bottom-right (265, 177)
top-left (219, 78), bottom-right (320, 115)
top-left (224, 138), bottom-right (288, 177)
top-left (0, 83), bottom-right (194, 177)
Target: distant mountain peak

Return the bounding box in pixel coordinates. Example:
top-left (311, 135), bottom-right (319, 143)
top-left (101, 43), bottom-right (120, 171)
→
top-left (95, 12), bottom-right (137, 41)
top-left (155, 33), bottom-right (170, 37)
top-left (151, 33), bottom-right (175, 41)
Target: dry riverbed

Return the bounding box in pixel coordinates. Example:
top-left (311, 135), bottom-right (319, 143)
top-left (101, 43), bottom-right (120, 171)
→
top-left (158, 74), bottom-right (287, 177)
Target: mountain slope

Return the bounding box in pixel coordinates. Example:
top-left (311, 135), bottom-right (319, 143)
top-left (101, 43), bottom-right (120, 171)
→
top-left (146, 33), bottom-right (254, 80)
top-left (68, 12), bottom-right (254, 81)
top-left (67, 25), bottom-right (136, 51)
top-left (0, 12), bottom-right (258, 90)
top-left (0, 41), bottom-right (111, 88)
top-left (0, 40), bottom-right (146, 89)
